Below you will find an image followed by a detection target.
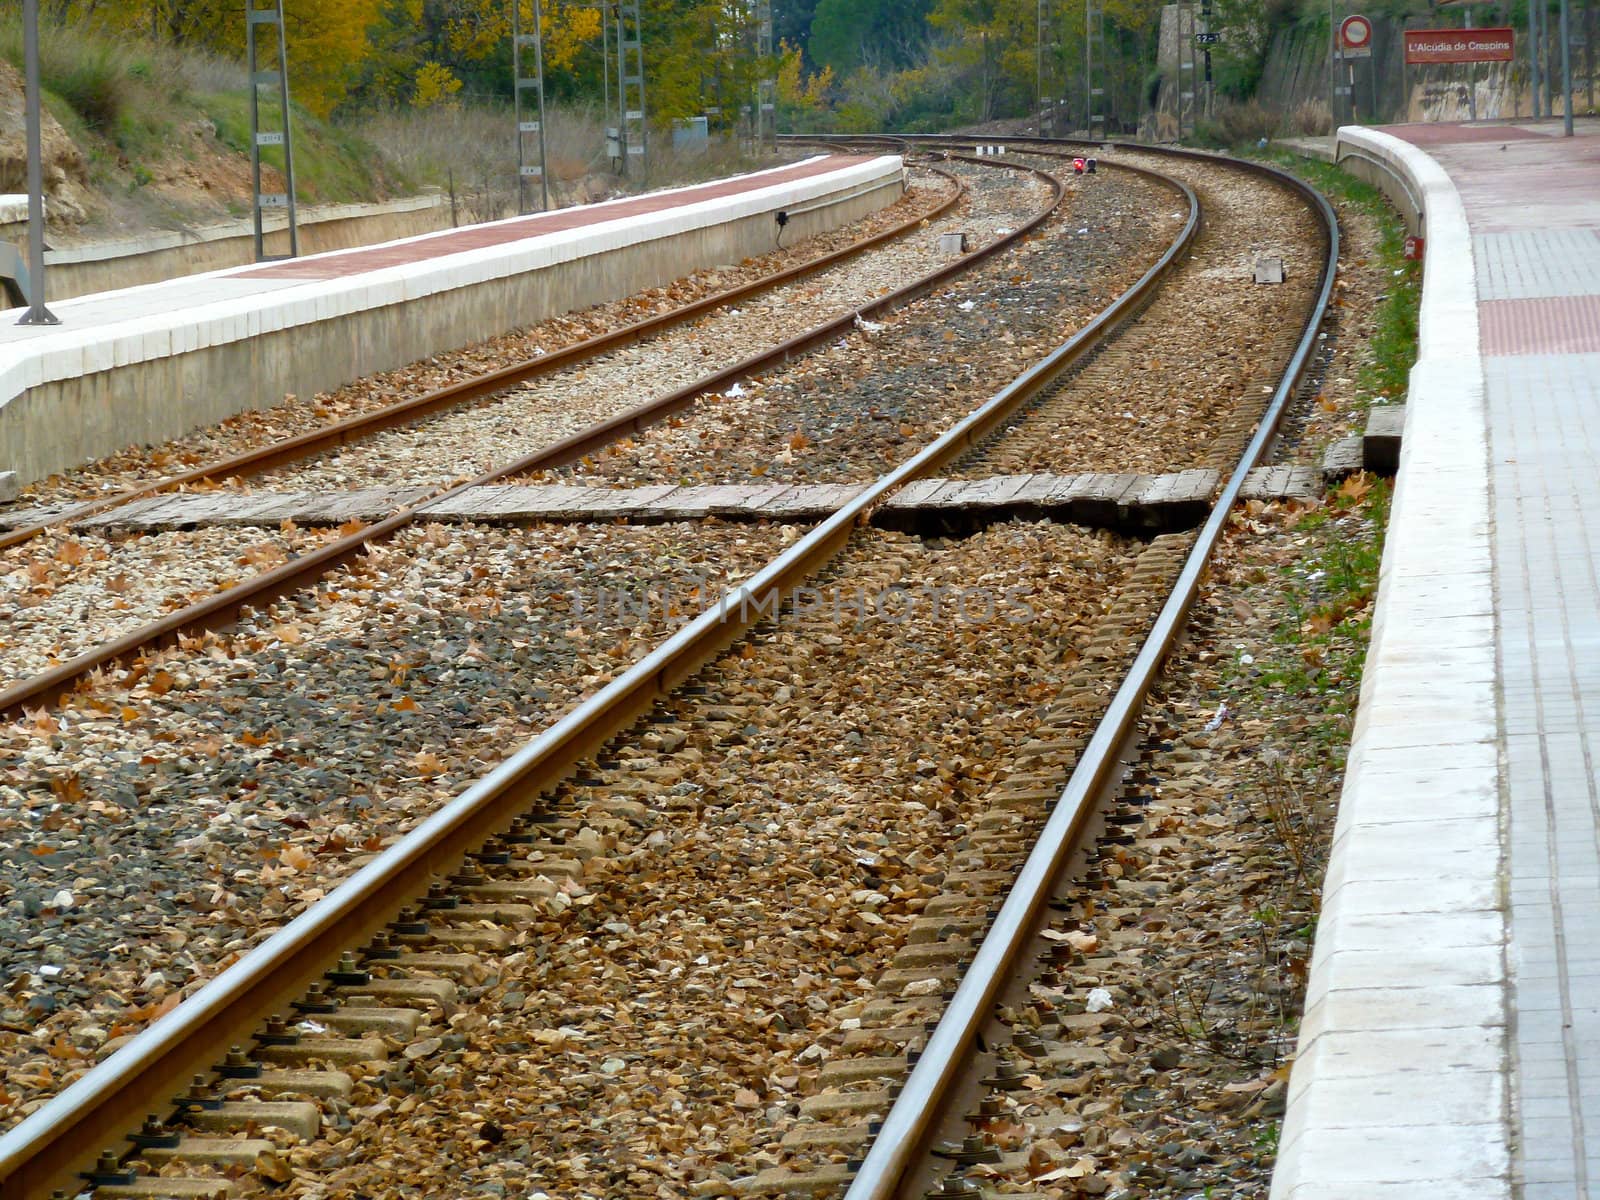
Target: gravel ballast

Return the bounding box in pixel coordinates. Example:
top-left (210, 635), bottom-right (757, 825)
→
top-left (533, 169), bottom-right (1180, 490)
top-left (256, 165), bottom-right (1056, 493)
top-left (0, 521), bottom-right (789, 1126)
top-left (244, 521), bottom-right (1139, 1199)
top-left (0, 147), bottom-right (1394, 1200)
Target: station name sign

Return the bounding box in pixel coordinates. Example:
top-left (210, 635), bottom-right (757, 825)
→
top-left (1404, 27), bottom-right (1515, 64)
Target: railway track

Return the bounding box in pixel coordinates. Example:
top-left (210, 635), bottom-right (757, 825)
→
top-left (0, 162), bottom-right (961, 545)
top-left (0, 155), bottom-right (1081, 713)
top-left (0, 141), bottom-right (1336, 1200)
top-left (538, 144), bottom-right (1316, 495)
top-left (764, 137), bottom-right (1339, 1200)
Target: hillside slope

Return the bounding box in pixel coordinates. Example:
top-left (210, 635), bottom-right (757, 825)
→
top-left (0, 24), bottom-right (403, 245)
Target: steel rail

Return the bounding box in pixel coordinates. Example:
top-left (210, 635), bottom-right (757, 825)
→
top-left (838, 141), bottom-right (1340, 1200)
top-left (0, 154), bottom-right (1201, 1200)
top-left (0, 157), bottom-right (957, 555)
top-left (0, 156), bottom-right (1059, 720)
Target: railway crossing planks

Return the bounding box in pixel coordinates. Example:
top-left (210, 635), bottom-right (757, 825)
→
top-left (11, 467), bottom-right (1334, 537)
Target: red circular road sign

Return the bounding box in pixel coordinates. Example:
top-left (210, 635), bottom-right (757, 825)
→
top-left (1340, 14), bottom-right (1373, 50)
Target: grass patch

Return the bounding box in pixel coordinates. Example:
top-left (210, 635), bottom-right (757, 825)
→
top-left (1252, 474), bottom-right (1392, 755)
top-left (1, 11), bottom-right (398, 215)
top-left (198, 92), bottom-right (401, 204)
top-left (1264, 151), bottom-right (1422, 411)
top-left (1231, 152), bottom-right (1421, 755)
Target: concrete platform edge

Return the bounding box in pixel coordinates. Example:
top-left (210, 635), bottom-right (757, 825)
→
top-left (0, 155), bottom-right (903, 485)
top-left (1269, 127), bottom-right (1511, 1196)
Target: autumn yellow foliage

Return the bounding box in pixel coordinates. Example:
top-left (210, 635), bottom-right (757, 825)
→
top-left (40, 0), bottom-right (598, 116)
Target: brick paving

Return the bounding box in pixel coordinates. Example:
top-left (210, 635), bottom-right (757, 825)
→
top-left (237, 155), bottom-right (872, 281)
top-left (1475, 231), bottom-right (1600, 301)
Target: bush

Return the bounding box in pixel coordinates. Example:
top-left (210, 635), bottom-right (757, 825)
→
top-left (1287, 98), bottom-right (1331, 135)
top-left (1193, 98), bottom-right (1280, 148)
top-left (0, 18), bottom-right (131, 131)
top-left (43, 39), bottom-right (130, 130)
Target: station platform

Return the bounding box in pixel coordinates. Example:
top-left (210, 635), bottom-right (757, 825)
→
top-left (0, 153), bottom-right (903, 486)
top-left (1274, 120), bottom-right (1600, 1198)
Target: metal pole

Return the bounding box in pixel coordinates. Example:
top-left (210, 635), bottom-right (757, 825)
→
top-left (1037, 0), bottom-right (1045, 131)
top-left (1369, 31), bottom-right (1377, 118)
top-left (614, 4), bottom-right (624, 176)
top-left (18, 0), bottom-right (58, 325)
top-left (1588, 0), bottom-right (1595, 113)
top-left (533, 0), bottom-right (550, 208)
top-left (1466, 6), bottom-right (1478, 121)
top-left (1084, 0), bottom-right (1091, 133)
top-left (513, 0), bottom-right (526, 213)
top-left (275, 8), bottom-right (299, 256)
top-left (1328, 0), bottom-right (1337, 132)
top-left (756, 0), bottom-right (774, 151)
top-left (601, 1), bottom-right (611, 154)
top-left (249, 7), bottom-right (265, 260)
top-left (1531, 0), bottom-right (1544, 116)
top-left (616, 2), bottom-right (628, 179)
top-left (1560, 0), bottom-right (1574, 132)
top-left (1332, 0), bottom-right (1344, 124)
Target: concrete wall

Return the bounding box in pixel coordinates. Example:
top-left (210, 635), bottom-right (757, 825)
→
top-left (0, 159), bottom-right (902, 485)
top-left (30, 196), bottom-right (454, 301)
top-left (1332, 139), bottom-right (1423, 236)
top-left (1255, 11), bottom-right (1600, 127)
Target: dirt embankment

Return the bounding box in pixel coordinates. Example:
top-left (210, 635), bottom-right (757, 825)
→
top-left (0, 59), bottom-right (91, 222)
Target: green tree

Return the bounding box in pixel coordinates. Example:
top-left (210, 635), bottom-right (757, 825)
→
top-left (774, 0), bottom-right (821, 64)
top-left (809, 0), bottom-right (931, 75)
top-left (928, 0), bottom-right (1035, 119)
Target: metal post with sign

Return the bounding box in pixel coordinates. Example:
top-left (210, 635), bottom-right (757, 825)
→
top-left (755, 0), bottom-right (775, 153)
top-left (1194, 27), bottom-right (1220, 122)
top-left (247, 0), bottom-right (299, 262)
top-left (1339, 15), bottom-right (1372, 122)
top-left (17, 0), bottom-right (57, 326)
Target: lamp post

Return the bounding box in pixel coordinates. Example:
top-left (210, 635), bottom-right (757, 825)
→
top-left (18, 0), bottom-right (59, 326)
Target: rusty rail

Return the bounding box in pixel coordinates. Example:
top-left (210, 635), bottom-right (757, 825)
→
top-left (819, 136), bottom-right (1342, 1200)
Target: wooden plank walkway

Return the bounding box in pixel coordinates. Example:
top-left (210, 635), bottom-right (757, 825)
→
top-left (0, 465), bottom-right (1338, 537)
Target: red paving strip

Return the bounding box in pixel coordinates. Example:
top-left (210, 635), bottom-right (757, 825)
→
top-left (1481, 295), bottom-right (1600, 355)
top-left (1441, 139), bottom-right (1600, 233)
top-left (236, 155), bottom-right (876, 282)
top-left (1386, 122), bottom-right (1550, 146)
